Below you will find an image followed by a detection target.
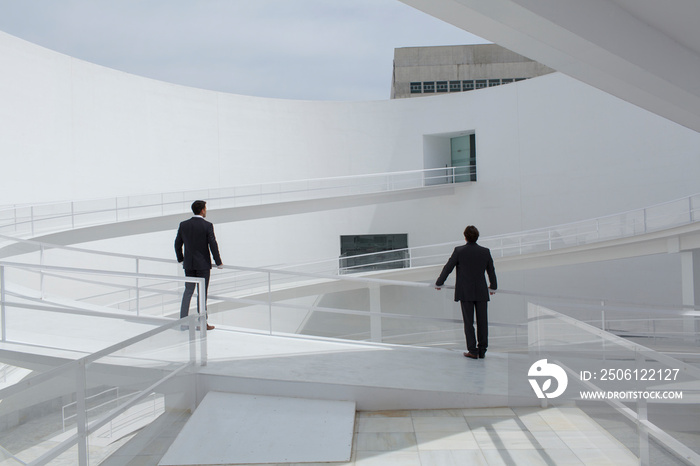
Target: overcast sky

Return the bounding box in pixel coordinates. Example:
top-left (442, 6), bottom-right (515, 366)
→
top-left (0, 0), bottom-right (488, 101)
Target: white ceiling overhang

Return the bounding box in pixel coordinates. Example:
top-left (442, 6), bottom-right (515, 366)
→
top-left (400, 0), bottom-right (700, 133)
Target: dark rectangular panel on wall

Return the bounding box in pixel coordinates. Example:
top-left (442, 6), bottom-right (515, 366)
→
top-left (339, 234), bottom-right (409, 273)
top-left (450, 134), bottom-right (476, 182)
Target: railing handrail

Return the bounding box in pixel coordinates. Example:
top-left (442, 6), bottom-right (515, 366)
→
top-left (0, 166), bottom-right (470, 213)
top-left (0, 192), bottom-right (697, 304)
top-left (531, 303), bottom-right (700, 465)
top-left (3, 227), bottom-right (700, 314)
top-left (531, 304), bottom-right (700, 379)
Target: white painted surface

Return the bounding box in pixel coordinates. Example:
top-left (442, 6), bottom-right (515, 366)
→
top-left (2, 31), bottom-right (700, 263)
top-left (158, 392), bottom-right (355, 465)
top-left (399, 0), bottom-right (700, 133)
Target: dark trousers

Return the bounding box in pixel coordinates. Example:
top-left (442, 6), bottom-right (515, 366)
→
top-left (180, 269), bottom-right (211, 319)
top-left (460, 300), bottom-right (488, 355)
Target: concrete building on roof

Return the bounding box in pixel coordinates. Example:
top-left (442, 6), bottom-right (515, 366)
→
top-left (391, 43), bottom-right (554, 99)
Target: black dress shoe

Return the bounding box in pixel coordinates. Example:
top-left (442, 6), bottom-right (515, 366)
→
top-left (463, 352), bottom-right (479, 359)
top-left (479, 354), bottom-right (486, 359)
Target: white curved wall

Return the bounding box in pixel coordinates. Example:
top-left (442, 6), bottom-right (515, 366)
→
top-left (1, 30), bottom-right (700, 266)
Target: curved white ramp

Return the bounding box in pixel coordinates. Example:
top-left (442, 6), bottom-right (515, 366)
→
top-left (159, 392), bottom-right (355, 466)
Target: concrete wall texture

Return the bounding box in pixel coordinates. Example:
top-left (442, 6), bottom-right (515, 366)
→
top-left (1, 30), bottom-right (700, 267)
top-left (391, 44), bottom-right (555, 98)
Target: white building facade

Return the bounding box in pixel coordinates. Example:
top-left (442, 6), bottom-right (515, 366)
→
top-left (1, 30), bottom-right (699, 270)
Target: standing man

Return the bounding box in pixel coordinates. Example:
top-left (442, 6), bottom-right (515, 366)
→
top-left (175, 200), bottom-right (223, 331)
top-left (435, 225), bottom-right (497, 359)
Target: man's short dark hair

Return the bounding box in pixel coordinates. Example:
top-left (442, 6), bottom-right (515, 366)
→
top-left (464, 225), bottom-right (479, 243)
top-left (191, 200), bottom-right (206, 215)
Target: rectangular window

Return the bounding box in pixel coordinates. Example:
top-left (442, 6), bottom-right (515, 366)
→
top-left (475, 80), bottom-right (487, 89)
top-left (488, 79), bottom-right (500, 87)
top-left (501, 78), bottom-right (514, 84)
top-left (339, 234), bottom-right (409, 273)
top-left (463, 80), bottom-right (475, 91)
top-left (449, 81), bottom-right (461, 92)
top-left (436, 81), bottom-right (448, 93)
top-left (450, 134), bottom-right (477, 183)
top-left (410, 82), bottom-right (422, 93)
top-left (423, 81), bottom-right (435, 93)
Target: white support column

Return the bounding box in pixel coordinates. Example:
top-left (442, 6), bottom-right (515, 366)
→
top-left (0, 266), bottom-right (5, 342)
top-left (681, 249), bottom-right (700, 341)
top-left (76, 361), bottom-right (88, 466)
top-left (636, 351), bottom-right (650, 466)
top-left (369, 284), bottom-right (382, 343)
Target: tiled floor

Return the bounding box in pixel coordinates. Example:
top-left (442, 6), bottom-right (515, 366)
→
top-left (102, 405), bottom-right (639, 465)
top-left (346, 406), bottom-right (639, 466)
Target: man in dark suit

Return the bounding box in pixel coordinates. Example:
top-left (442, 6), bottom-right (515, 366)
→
top-left (435, 225), bottom-right (497, 359)
top-left (175, 200), bottom-right (223, 330)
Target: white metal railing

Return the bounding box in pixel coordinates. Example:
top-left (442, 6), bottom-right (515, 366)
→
top-left (0, 166), bottom-right (474, 239)
top-left (2, 192), bottom-right (696, 307)
top-left (0, 313), bottom-right (199, 466)
top-left (62, 387), bottom-right (119, 432)
top-left (1, 268), bottom-right (697, 464)
top-left (529, 304), bottom-right (700, 465)
top-left (0, 180), bottom-right (698, 463)
top-left (0, 187), bottom-right (696, 295)
top-left (0, 261), bottom-right (209, 361)
top-left (1, 252), bottom-right (699, 462)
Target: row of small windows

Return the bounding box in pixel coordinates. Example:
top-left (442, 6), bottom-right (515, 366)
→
top-left (410, 78), bottom-right (528, 94)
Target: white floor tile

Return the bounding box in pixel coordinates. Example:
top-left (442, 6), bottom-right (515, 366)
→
top-left (472, 430), bottom-right (539, 450)
top-left (481, 448), bottom-right (553, 466)
top-left (355, 432), bottom-right (417, 452)
top-left (357, 417), bottom-right (414, 433)
top-left (462, 407), bottom-right (515, 417)
top-left (415, 431), bottom-right (480, 450)
top-left (419, 449), bottom-right (489, 466)
top-left (411, 416), bottom-right (469, 432)
top-left (354, 450), bottom-right (421, 465)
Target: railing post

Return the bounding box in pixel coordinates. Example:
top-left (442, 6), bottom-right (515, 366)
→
top-left (188, 313), bottom-right (197, 366)
top-left (71, 202), bottom-right (75, 229)
top-left (198, 280), bottom-right (207, 366)
top-left (636, 351), bottom-right (650, 466)
top-left (76, 360), bottom-right (89, 466)
top-left (30, 205), bottom-right (34, 237)
top-left (268, 272), bottom-right (273, 335)
top-left (369, 284), bottom-right (382, 342)
top-left (40, 244), bottom-right (45, 299)
top-left (690, 196), bottom-right (694, 223)
top-left (135, 258), bottom-right (140, 316)
top-left (1, 265), bottom-right (6, 342)
top-left (600, 300), bottom-right (608, 360)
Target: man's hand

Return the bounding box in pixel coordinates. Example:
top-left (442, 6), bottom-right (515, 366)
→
top-left (217, 264), bottom-right (224, 269)
top-left (489, 289), bottom-right (496, 296)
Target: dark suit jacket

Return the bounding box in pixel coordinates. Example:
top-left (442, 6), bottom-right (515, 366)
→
top-left (175, 216), bottom-right (222, 270)
top-left (436, 242), bottom-right (497, 302)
